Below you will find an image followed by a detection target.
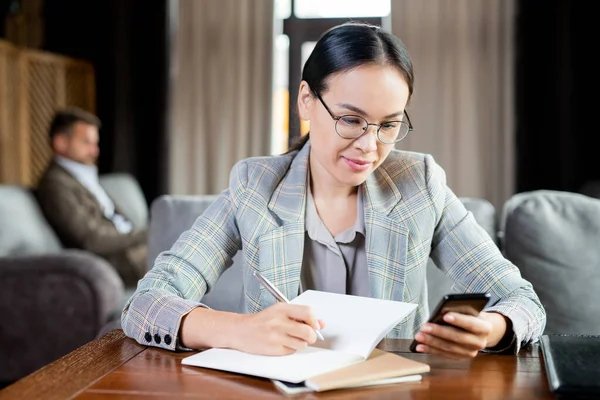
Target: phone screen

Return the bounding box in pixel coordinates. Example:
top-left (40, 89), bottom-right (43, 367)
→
top-left (410, 293), bottom-right (491, 352)
top-left (429, 298), bottom-right (489, 325)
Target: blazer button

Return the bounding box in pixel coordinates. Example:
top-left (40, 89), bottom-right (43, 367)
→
top-left (144, 332), bottom-right (152, 342)
top-left (164, 334), bottom-right (172, 345)
top-left (154, 334), bottom-right (162, 344)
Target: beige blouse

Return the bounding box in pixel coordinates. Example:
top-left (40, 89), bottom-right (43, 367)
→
top-left (300, 183), bottom-right (371, 296)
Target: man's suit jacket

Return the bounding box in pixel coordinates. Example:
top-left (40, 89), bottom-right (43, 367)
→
top-left (122, 142), bottom-right (546, 352)
top-left (37, 161), bottom-right (147, 285)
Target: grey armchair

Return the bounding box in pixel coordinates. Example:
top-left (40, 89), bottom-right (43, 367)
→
top-left (500, 190), bottom-right (600, 335)
top-left (0, 185), bottom-right (123, 386)
top-left (0, 171), bottom-right (148, 386)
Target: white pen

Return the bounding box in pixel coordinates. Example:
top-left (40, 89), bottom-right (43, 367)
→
top-left (252, 270), bottom-right (325, 341)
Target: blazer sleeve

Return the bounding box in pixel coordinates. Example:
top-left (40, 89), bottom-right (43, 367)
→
top-left (425, 155), bottom-right (546, 353)
top-left (121, 161), bottom-right (247, 351)
top-left (37, 173), bottom-right (146, 256)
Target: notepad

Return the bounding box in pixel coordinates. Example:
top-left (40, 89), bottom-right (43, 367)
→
top-left (272, 348), bottom-right (429, 394)
top-left (182, 290), bottom-right (420, 384)
top-left (273, 358), bottom-right (424, 395)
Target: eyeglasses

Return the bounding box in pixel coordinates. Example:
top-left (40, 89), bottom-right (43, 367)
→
top-left (315, 92), bottom-right (413, 144)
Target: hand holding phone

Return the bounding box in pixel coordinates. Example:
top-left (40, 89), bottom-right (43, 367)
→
top-left (410, 293), bottom-right (491, 353)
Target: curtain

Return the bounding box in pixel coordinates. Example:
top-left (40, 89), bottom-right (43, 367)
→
top-left (169, 0), bottom-right (274, 195)
top-left (391, 0), bottom-right (515, 209)
top-left (515, 1), bottom-right (600, 194)
top-left (44, 0), bottom-right (170, 204)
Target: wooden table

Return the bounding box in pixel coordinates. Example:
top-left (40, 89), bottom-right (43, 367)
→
top-left (0, 329), bottom-right (554, 399)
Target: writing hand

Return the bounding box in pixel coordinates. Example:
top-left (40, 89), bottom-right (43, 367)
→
top-left (234, 303), bottom-right (326, 356)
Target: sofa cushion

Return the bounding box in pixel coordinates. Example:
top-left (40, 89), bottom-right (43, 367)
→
top-left (99, 173), bottom-right (148, 229)
top-left (501, 190), bottom-right (600, 335)
top-left (0, 186), bottom-right (62, 257)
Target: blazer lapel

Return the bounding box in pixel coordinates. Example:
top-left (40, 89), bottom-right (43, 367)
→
top-left (363, 164), bottom-right (409, 302)
top-left (256, 144), bottom-right (310, 307)
top-left (254, 144), bottom-right (410, 307)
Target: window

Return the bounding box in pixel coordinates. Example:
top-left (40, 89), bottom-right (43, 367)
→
top-left (271, 0), bottom-right (391, 154)
top-left (272, 34), bottom-right (290, 154)
top-left (294, 0), bottom-right (390, 18)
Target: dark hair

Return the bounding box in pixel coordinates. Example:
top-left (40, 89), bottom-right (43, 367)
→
top-left (49, 107), bottom-right (101, 140)
top-left (288, 22), bottom-right (414, 152)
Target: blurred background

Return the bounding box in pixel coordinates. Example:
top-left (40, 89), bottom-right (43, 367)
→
top-left (1, 0), bottom-right (598, 209)
top-left (1, 0), bottom-right (600, 389)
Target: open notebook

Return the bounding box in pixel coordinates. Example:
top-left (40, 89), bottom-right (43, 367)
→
top-left (182, 290), bottom-right (421, 386)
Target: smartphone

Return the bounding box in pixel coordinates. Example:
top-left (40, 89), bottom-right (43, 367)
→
top-left (409, 293), bottom-right (491, 353)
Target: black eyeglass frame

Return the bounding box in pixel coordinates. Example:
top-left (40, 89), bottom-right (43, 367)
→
top-left (314, 92), bottom-right (414, 144)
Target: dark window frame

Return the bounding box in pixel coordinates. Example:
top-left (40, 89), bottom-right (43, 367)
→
top-left (283, 0), bottom-right (382, 146)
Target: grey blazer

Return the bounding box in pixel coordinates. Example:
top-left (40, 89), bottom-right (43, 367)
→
top-left (122, 142), bottom-right (546, 352)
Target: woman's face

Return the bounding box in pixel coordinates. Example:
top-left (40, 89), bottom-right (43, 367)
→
top-left (298, 64), bottom-right (410, 189)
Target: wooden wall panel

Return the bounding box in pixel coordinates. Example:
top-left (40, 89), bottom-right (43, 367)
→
top-left (0, 39), bottom-right (95, 187)
top-left (0, 40), bottom-right (22, 185)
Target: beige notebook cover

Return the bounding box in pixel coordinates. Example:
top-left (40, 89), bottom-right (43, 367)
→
top-left (304, 349), bottom-right (430, 392)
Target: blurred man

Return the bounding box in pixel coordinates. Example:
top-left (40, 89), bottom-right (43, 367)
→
top-left (37, 107), bottom-right (147, 286)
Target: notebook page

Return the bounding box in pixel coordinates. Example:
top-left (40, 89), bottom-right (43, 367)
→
top-left (181, 346), bottom-right (362, 383)
top-left (291, 290), bottom-right (418, 360)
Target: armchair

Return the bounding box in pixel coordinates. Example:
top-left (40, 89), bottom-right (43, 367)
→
top-left (0, 185), bottom-right (123, 386)
top-left (500, 190), bottom-right (600, 335)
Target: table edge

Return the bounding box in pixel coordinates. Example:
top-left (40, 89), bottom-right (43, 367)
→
top-left (0, 329), bottom-right (145, 400)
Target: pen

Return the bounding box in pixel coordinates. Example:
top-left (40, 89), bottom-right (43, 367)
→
top-left (252, 270), bottom-right (325, 341)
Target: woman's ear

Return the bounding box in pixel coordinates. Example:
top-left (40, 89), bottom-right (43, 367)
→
top-left (297, 81), bottom-right (314, 121)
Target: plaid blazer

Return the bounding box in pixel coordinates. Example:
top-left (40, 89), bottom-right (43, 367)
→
top-left (122, 142), bottom-right (546, 352)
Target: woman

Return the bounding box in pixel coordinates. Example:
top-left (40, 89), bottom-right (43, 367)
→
top-left (122, 22), bottom-right (546, 360)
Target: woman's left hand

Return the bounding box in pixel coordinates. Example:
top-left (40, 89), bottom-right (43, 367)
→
top-left (413, 311), bottom-right (509, 359)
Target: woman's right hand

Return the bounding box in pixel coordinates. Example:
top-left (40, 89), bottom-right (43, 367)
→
top-left (179, 303), bottom-right (324, 355)
top-left (233, 303), bottom-right (325, 356)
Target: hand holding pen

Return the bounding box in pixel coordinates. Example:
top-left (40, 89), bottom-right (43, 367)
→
top-left (253, 270), bottom-right (325, 341)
